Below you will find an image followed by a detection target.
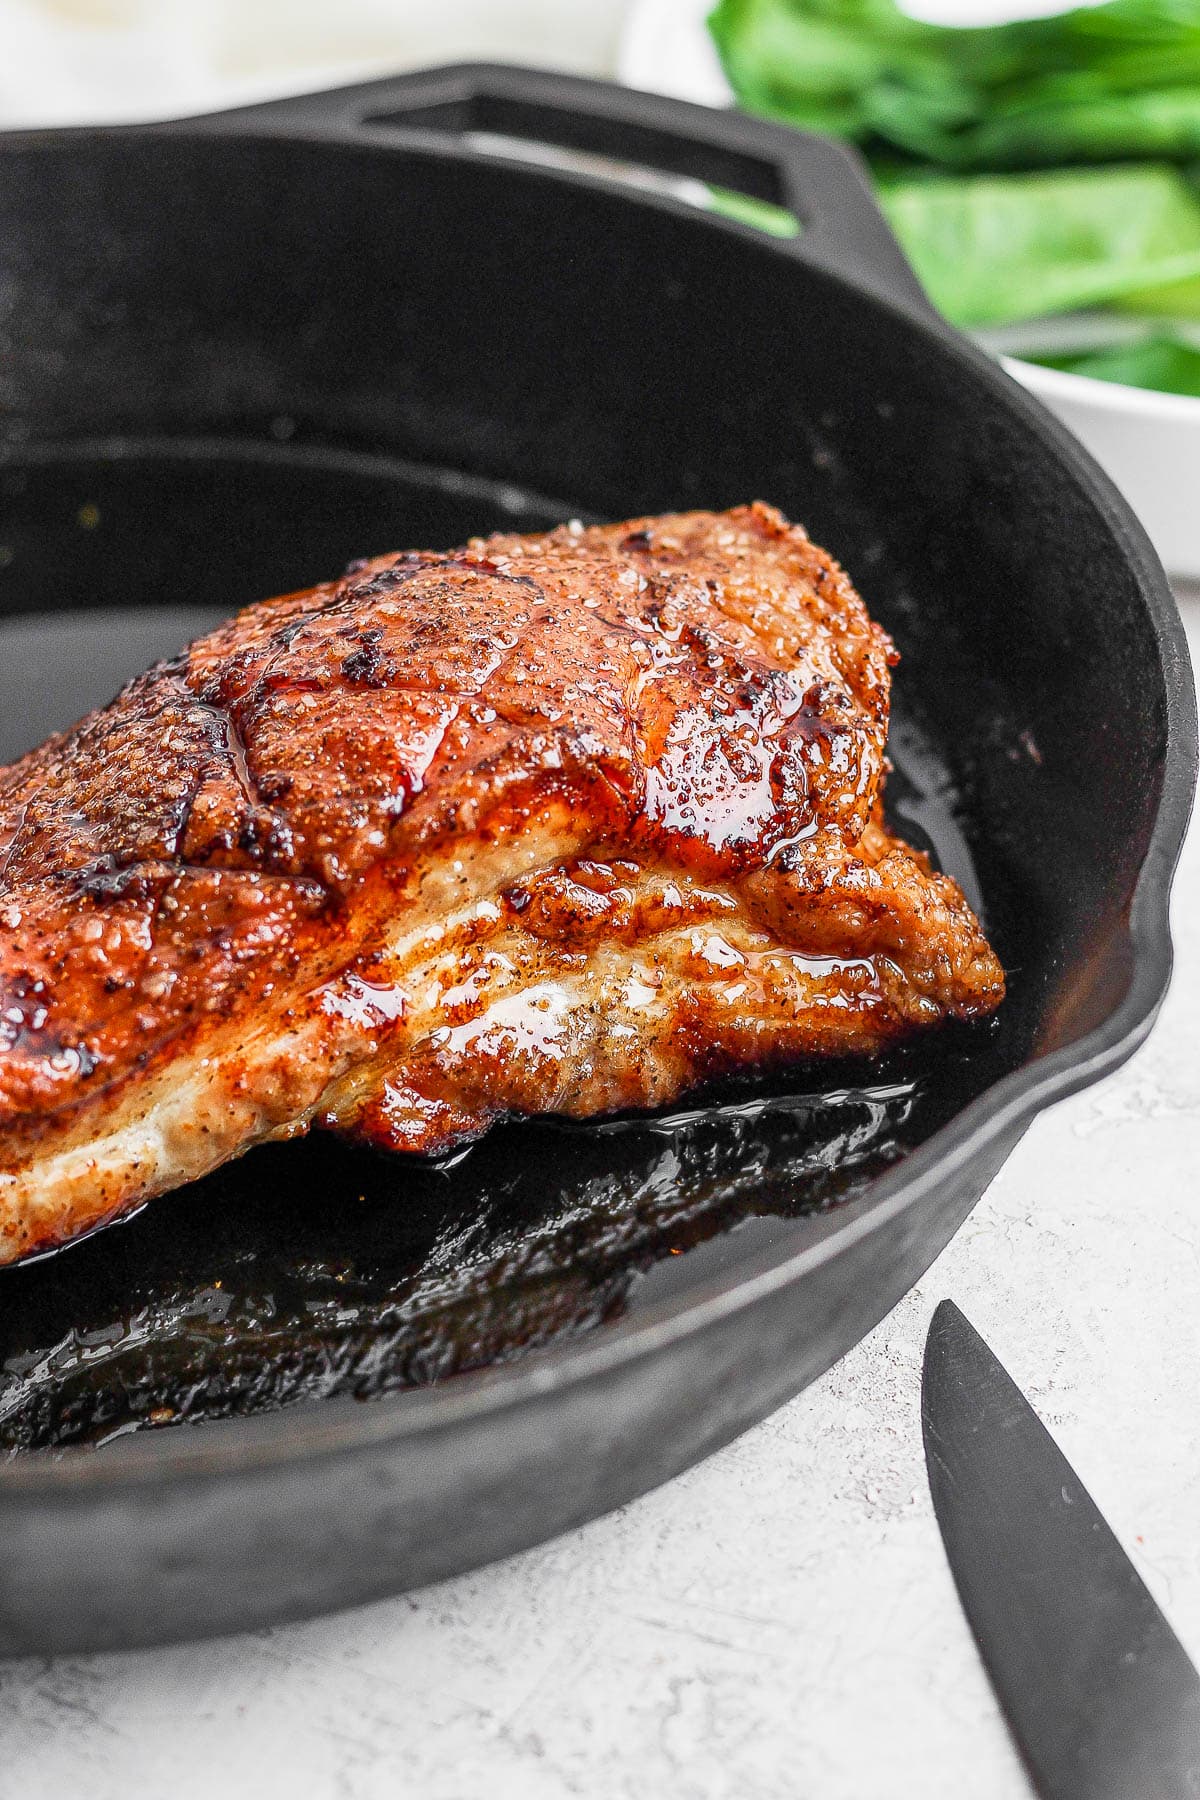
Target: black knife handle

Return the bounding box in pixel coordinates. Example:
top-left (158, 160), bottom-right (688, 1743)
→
top-left (196, 62), bottom-right (935, 319)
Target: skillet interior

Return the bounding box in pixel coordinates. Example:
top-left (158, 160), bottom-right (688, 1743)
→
top-left (0, 72), bottom-right (1188, 1650)
top-left (0, 437), bottom-right (1014, 1449)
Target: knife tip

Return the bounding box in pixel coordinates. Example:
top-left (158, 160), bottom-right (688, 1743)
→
top-left (923, 1300), bottom-right (983, 1434)
top-left (927, 1297), bottom-right (968, 1350)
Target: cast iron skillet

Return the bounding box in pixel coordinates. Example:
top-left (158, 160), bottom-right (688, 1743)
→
top-left (0, 66), bottom-right (1193, 1655)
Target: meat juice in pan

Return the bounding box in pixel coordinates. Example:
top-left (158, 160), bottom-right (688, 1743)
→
top-left (0, 450), bottom-right (1007, 1450)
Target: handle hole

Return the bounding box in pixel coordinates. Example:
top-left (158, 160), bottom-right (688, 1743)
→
top-left (364, 92), bottom-right (788, 208)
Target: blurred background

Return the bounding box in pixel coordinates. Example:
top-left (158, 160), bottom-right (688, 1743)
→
top-left (0, 0), bottom-right (1088, 126)
top-left (0, 0), bottom-right (631, 125)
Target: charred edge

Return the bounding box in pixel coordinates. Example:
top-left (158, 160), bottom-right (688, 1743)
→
top-left (63, 856), bottom-right (162, 903)
top-left (341, 628), bottom-right (389, 688)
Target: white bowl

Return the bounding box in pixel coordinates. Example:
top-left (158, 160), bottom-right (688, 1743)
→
top-left (618, 0), bottom-right (1200, 578)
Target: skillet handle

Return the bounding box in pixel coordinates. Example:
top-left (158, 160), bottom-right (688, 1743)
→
top-left (200, 63), bottom-right (936, 320)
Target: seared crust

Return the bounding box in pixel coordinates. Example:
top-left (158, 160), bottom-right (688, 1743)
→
top-left (0, 504), bottom-right (1003, 1263)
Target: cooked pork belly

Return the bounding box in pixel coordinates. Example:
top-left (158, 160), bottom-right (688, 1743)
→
top-left (0, 504), bottom-right (1003, 1265)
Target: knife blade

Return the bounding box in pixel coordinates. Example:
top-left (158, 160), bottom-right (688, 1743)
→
top-left (922, 1299), bottom-right (1200, 1800)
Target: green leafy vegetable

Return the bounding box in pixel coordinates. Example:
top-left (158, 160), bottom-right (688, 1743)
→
top-left (877, 163), bottom-right (1200, 325)
top-left (1119, 270), bottom-right (1200, 315)
top-left (707, 0), bottom-right (1200, 170)
top-left (707, 0), bottom-right (1200, 394)
top-left (706, 185), bottom-right (803, 235)
top-left (1025, 331), bottom-right (1200, 394)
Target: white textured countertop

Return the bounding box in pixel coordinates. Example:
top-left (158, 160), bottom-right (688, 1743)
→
top-left (2, 11), bottom-right (1200, 1797)
top-left (2, 610), bottom-right (1197, 1800)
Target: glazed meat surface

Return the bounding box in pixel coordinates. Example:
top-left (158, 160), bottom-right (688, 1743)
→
top-left (0, 504), bottom-right (1003, 1264)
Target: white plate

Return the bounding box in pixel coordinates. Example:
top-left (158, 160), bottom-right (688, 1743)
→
top-left (618, 0), bottom-right (1200, 578)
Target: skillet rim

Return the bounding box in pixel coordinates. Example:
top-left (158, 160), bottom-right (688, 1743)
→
top-left (0, 100), bottom-right (1194, 1494)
